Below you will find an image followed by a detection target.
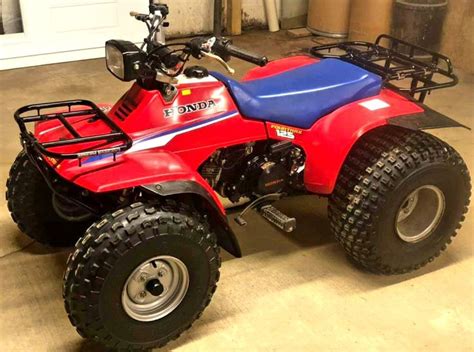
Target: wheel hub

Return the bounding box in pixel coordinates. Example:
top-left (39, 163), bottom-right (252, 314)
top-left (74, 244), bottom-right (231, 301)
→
top-left (395, 185), bottom-right (446, 243)
top-left (121, 255), bottom-right (189, 322)
top-left (146, 278), bottom-right (164, 296)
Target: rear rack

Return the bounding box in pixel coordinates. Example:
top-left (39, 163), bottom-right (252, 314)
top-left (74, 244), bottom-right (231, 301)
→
top-left (15, 100), bottom-right (132, 163)
top-left (309, 34), bottom-right (458, 102)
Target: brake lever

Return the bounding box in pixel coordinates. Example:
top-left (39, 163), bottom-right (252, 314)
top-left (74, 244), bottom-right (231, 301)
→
top-left (201, 51), bottom-right (235, 75)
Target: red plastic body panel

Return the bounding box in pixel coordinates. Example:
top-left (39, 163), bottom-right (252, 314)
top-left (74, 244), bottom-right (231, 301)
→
top-left (266, 89), bottom-right (424, 193)
top-left (34, 56), bottom-right (425, 206)
top-left (73, 149), bottom-right (226, 214)
top-left (36, 77), bottom-right (267, 215)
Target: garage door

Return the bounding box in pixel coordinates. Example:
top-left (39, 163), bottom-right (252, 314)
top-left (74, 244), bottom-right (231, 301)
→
top-left (0, 0), bottom-right (145, 70)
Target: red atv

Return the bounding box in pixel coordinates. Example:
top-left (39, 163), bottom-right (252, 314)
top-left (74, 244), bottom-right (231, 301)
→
top-left (6, 2), bottom-right (471, 350)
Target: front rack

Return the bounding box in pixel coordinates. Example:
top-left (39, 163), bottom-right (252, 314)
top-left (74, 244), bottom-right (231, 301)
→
top-left (310, 34), bottom-right (458, 102)
top-left (15, 100), bottom-right (132, 163)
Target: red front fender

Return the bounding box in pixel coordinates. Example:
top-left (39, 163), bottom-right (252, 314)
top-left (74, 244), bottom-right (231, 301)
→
top-left (62, 149), bottom-right (241, 256)
top-left (69, 149), bottom-right (225, 214)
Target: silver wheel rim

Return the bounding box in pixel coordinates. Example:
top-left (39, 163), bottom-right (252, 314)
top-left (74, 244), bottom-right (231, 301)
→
top-left (396, 185), bottom-right (446, 243)
top-left (121, 256), bottom-right (189, 322)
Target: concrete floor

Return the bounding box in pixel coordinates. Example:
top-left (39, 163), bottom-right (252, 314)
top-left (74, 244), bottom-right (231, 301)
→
top-left (0, 31), bottom-right (473, 351)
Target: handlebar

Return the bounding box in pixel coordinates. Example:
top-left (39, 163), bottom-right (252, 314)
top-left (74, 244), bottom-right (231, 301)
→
top-left (213, 38), bottom-right (268, 67)
top-left (222, 43), bottom-right (268, 67)
top-left (124, 30), bottom-right (267, 80)
top-left (124, 4), bottom-right (268, 82)
top-left (130, 11), bottom-right (149, 21)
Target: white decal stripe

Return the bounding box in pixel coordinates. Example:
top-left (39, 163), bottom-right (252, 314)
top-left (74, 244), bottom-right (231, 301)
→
top-left (127, 112), bottom-right (239, 153)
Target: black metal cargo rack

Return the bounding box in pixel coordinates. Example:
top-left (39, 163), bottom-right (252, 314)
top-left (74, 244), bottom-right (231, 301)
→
top-left (310, 34), bottom-right (458, 102)
top-left (14, 100), bottom-right (132, 163)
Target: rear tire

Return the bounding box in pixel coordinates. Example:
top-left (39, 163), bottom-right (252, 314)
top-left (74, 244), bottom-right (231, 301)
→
top-left (329, 126), bottom-right (471, 274)
top-left (6, 151), bottom-right (93, 246)
top-left (63, 200), bottom-right (221, 350)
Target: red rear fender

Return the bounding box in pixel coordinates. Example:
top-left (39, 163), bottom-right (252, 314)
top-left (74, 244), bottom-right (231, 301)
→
top-left (267, 89), bottom-right (425, 194)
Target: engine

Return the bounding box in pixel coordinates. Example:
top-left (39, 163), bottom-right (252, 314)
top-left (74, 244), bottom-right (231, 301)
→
top-left (200, 141), bottom-right (305, 203)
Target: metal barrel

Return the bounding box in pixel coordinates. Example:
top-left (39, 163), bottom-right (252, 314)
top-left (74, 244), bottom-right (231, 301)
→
top-left (349, 0), bottom-right (393, 42)
top-left (307, 0), bottom-right (351, 39)
top-left (391, 0), bottom-right (448, 57)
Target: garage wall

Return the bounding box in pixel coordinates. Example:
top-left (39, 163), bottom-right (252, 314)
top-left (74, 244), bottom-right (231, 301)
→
top-left (164, 0), bottom-right (214, 36)
top-left (0, 0), bottom-right (284, 70)
top-left (166, 0), bottom-right (283, 32)
top-left (165, 0), bottom-right (283, 35)
top-left (241, 0), bottom-right (281, 28)
top-left (135, 0), bottom-right (285, 36)
top-left (440, 0), bottom-right (474, 74)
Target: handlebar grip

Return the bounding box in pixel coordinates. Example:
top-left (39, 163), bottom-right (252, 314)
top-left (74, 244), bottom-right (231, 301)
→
top-left (225, 44), bottom-right (268, 67)
top-left (130, 11), bottom-right (149, 21)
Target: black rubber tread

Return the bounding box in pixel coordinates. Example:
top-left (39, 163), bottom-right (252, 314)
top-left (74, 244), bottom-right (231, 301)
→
top-left (63, 199), bottom-right (221, 350)
top-left (328, 126), bottom-right (471, 275)
top-left (6, 151), bottom-right (91, 246)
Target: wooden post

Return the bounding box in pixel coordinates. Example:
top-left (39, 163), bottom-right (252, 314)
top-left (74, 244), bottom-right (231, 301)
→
top-left (0, 0), bottom-right (5, 34)
top-left (214, 0), bottom-right (223, 36)
top-left (227, 0), bottom-right (241, 35)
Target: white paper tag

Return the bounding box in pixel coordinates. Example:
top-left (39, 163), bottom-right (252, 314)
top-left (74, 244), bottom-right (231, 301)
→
top-left (359, 99), bottom-right (390, 111)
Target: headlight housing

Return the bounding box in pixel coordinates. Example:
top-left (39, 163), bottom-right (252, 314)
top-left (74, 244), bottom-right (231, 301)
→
top-left (105, 40), bottom-right (145, 81)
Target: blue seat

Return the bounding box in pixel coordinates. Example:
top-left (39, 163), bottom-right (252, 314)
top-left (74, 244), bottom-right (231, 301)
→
top-left (211, 58), bottom-right (382, 129)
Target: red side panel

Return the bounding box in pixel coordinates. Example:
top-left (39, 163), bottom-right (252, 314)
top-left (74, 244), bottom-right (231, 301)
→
top-left (45, 79), bottom-right (267, 207)
top-left (73, 150), bottom-right (193, 192)
top-left (266, 89), bottom-right (424, 194)
top-left (109, 80), bottom-right (237, 139)
top-left (72, 149), bottom-right (226, 213)
top-left (74, 151), bottom-right (225, 214)
top-left (242, 55), bottom-right (319, 81)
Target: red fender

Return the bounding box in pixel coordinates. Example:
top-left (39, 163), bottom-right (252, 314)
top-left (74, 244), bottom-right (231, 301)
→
top-left (267, 89), bottom-right (424, 194)
top-left (69, 148), bottom-right (242, 256)
top-left (72, 149), bottom-right (226, 214)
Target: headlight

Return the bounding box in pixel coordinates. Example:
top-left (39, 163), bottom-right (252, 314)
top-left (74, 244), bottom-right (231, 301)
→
top-left (105, 40), bottom-right (145, 81)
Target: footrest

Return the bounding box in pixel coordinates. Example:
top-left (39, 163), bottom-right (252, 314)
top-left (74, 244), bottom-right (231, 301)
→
top-left (259, 205), bottom-right (296, 232)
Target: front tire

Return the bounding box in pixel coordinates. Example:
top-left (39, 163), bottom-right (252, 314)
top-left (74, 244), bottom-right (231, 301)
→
top-left (329, 127), bottom-right (471, 275)
top-left (6, 151), bottom-right (92, 246)
top-left (63, 201), bottom-right (221, 350)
